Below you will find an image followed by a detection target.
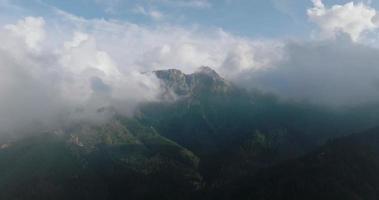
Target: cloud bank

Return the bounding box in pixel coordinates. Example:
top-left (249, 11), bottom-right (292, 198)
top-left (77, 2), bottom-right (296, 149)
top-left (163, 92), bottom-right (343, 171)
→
top-left (241, 0), bottom-right (379, 106)
top-left (2, 0), bottom-right (379, 135)
top-left (0, 13), bottom-right (279, 135)
top-left (241, 38), bottom-right (379, 106)
top-left (0, 16), bottom-right (162, 134)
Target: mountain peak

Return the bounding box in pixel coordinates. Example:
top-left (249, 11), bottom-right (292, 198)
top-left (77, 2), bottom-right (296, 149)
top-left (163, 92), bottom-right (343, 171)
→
top-left (154, 67), bottom-right (231, 97)
top-left (195, 66), bottom-right (221, 79)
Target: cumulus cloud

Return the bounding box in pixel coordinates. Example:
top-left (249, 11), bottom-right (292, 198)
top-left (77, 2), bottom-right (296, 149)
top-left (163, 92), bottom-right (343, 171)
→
top-left (307, 0), bottom-right (379, 41)
top-left (53, 9), bottom-right (280, 76)
top-left (4, 17), bottom-right (45, 50)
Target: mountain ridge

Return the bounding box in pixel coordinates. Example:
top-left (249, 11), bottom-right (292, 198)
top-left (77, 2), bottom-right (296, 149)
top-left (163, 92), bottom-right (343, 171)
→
top-left (2, 67), bottom-right (379, 199)
top-left (154, 66), bottom-right (232, 98)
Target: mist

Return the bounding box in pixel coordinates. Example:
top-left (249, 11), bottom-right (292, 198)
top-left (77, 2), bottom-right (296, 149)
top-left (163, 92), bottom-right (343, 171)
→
top-left (0, 13), bottom-right (281, 135)
top-left (0, 17), bottom-right (162, 135)
top-left (2, 0), bottom-right (379, 135)
top-left (238, 37), bottom-right (379, 106)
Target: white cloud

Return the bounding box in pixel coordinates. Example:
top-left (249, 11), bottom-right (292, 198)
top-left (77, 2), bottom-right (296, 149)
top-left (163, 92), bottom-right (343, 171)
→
top-left (0, 16), bottom-right (162, 134)
top-left (52, 9), bottom-right (280, 76)
top-left (0, 12), bottom-right (276, 134)
top-left (5, 17), bottom-right (45, 50)
top-left (307, 0), bottom-right (379, 41)
top-left (133, 5), bottom-right (164, 21)
top-left (5, 3), bottom-right (379, 135)
top-left (0, 12), bottom-right (283, 134)
top-left (311, 0), bottom-right (324, 9)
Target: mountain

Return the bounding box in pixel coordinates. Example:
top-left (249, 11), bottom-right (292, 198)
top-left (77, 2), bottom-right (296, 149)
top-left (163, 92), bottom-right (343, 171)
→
top-left (154, 66), bottom-right (232, 98)
top-left (2, 67), bottom-right (379, 200)
top-left (213, 127), bottom-right (379, 200)
top-left (0, 118), bottom-right (202, 200)
top-left (140, 67), bottom-right (346, 181)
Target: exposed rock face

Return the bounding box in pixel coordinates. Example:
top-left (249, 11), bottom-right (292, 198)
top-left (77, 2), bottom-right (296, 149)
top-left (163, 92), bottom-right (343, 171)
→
top-left (154, 66), bottom-right (231, 99)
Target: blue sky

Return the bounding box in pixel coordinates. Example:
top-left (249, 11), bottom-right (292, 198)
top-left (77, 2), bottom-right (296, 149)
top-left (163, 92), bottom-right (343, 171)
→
top-left (3, 0), bottom-right (377, 39)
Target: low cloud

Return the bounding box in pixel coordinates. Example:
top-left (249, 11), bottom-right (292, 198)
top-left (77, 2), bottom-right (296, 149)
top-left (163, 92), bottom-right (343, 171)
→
top-left (239, 37), bottom-right (379, 106)
top-left (234, 0), bottom-right (379, 106)
top-left (0, 17), bottom-right (161, 135)
top-left (3, 1), bottom-right (379, 135)
top-left (0, 14), bottom-right (277, 135)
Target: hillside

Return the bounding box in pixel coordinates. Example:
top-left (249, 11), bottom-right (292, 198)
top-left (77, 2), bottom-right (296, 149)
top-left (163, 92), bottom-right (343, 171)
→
top-left (0, 118), bottom-right (201, 200)
top-left (1, 67), bottom-right (379, 200)
top-left (213, 127), bottom-right (379, 200)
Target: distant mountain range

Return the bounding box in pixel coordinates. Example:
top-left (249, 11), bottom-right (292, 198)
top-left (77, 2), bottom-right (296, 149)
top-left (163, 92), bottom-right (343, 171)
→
top-left (1, 67), bottom-right (379, 200)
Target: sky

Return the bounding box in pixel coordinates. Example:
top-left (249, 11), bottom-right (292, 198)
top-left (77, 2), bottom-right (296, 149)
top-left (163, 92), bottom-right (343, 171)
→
top-left (1, 0), bottom-right (377, 38)
top-left (2, 0), bottom-right (379, 133)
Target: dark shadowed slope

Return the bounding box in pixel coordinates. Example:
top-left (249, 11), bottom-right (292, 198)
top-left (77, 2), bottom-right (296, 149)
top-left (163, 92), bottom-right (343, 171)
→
top-left (213, 127), bottom-right (379, 200)
top-left (0, 118), bottom-right (201, 200)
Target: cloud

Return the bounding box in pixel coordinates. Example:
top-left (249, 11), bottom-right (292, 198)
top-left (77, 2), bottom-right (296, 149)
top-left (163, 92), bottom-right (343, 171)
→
top-left (307, 0), bottom-right (379, 41)
top-left (0, 21), bottom-right (62, 134)
top-left (0, 13), bottom-right (278, 135)
top-left (4, 17), bottom-right (45, 50)
top-left (153, 0), bottom-right (211, 9)
top-left (238, 37), bottom-right (379, 106)
top-left (0, 16), bottom-right (162, 135)
top-left (53, 9), bottom-right (280, 76)
top-left (133, 5), bottom-right (164, 21)
top-left (94, 0), bottom-right (210, 17)
top-left (3, 2), bottom-right (379, 135)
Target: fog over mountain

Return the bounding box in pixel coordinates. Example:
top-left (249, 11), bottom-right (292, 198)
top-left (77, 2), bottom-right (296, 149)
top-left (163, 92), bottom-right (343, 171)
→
top-left (1, 0), bottom-right (379, 133)
top-left (4, 1), bottom-right (379, 199)
top-left (240, 38), bottom-right (379, 106)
